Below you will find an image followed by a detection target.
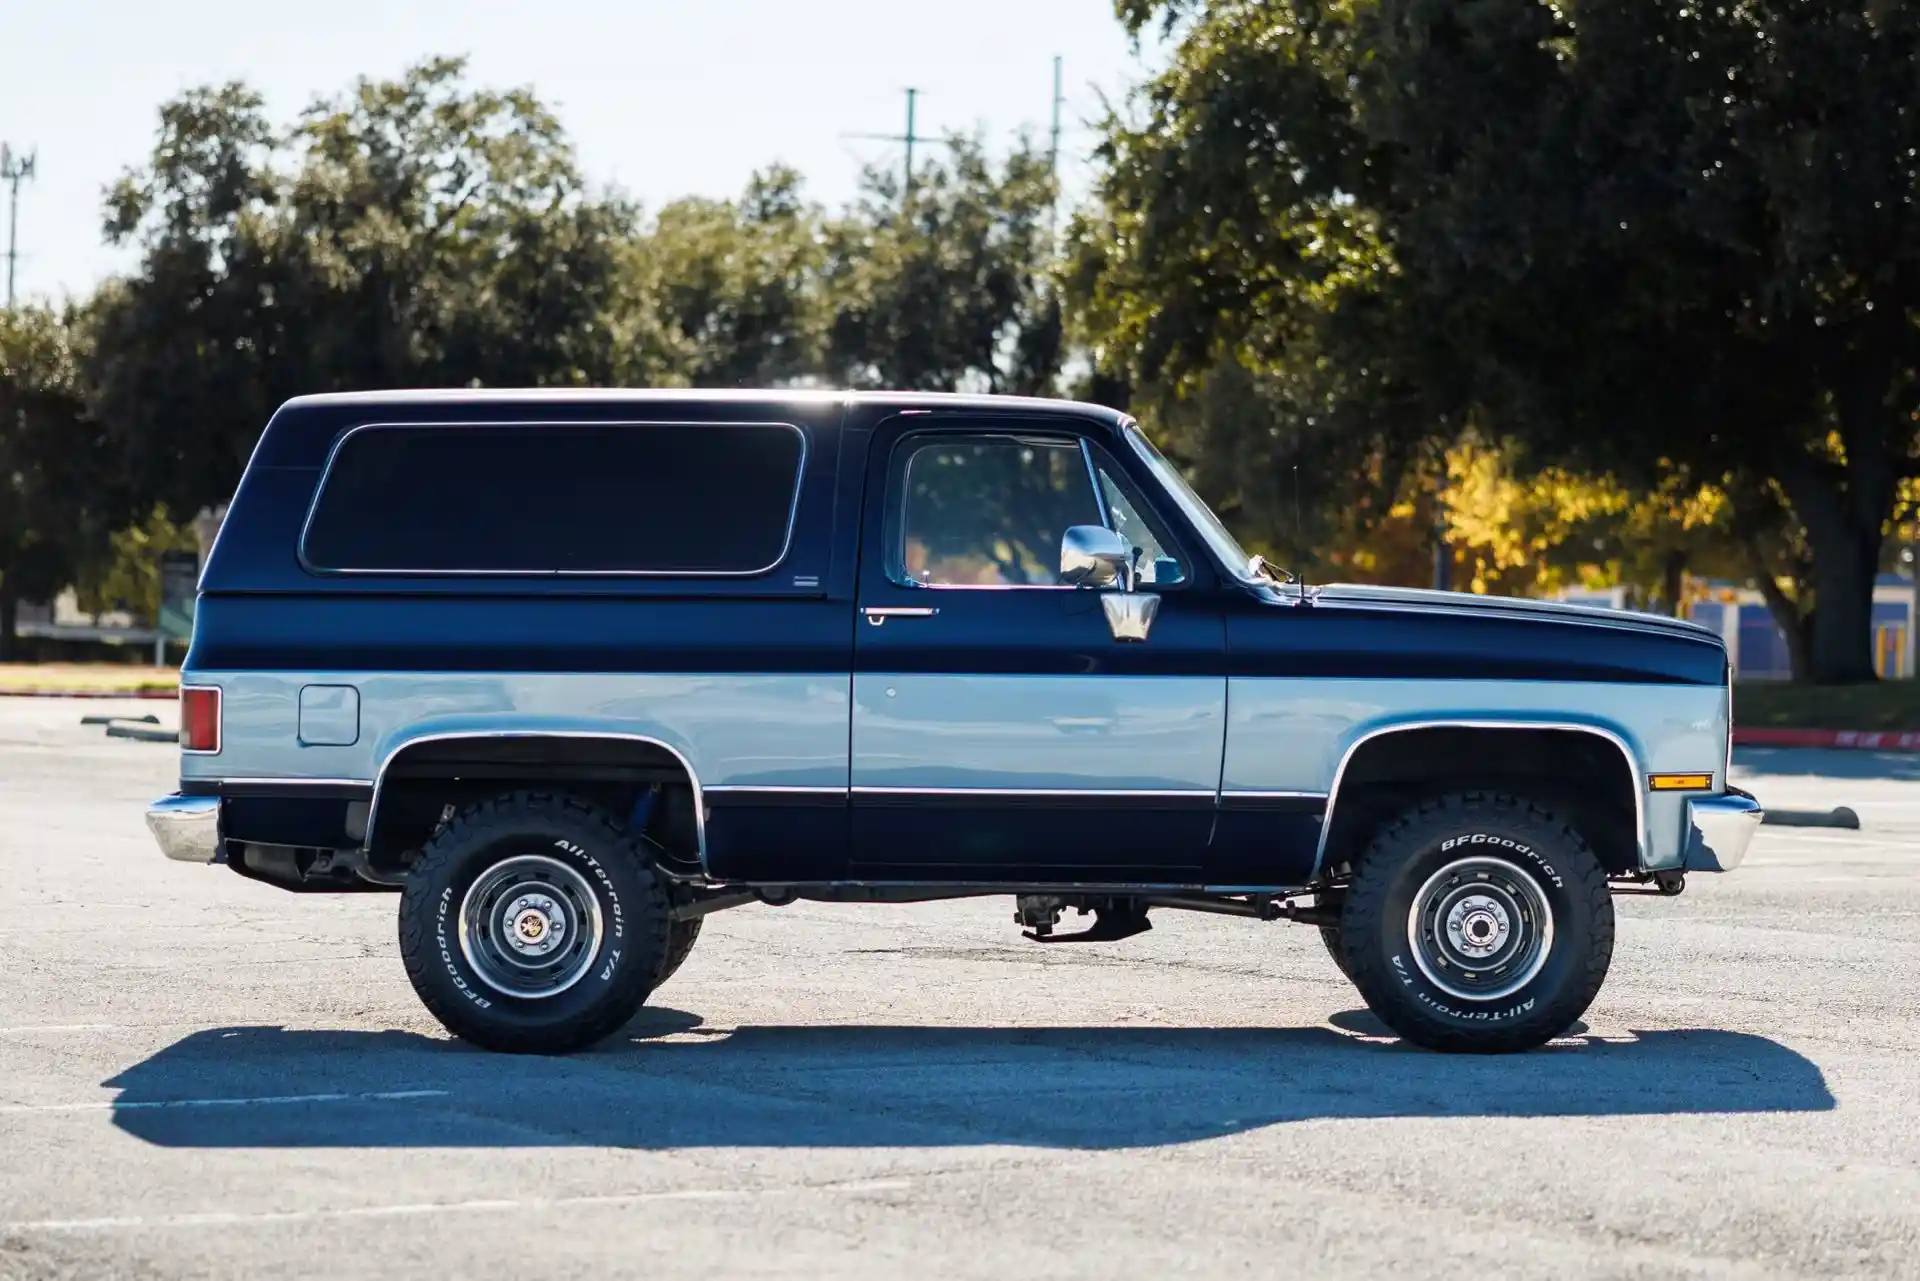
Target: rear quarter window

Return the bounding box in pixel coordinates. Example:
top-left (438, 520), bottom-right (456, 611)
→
top-left (300, 421), bottom-right (806, 575)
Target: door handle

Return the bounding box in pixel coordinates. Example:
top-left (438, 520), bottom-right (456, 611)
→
top-left (863, 606), bottom-right (940, 627)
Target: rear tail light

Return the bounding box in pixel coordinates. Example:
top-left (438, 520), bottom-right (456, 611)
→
top-left (180, 686), bottom-right (221, 754)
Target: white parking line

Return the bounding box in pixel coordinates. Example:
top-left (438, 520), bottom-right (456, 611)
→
top-left (0, 1089), bottom-right (447, 1115)
top-left (7, 1178), bottom-right (915, 1232)
top-left (0, 1024), bottom-right (122, 1035)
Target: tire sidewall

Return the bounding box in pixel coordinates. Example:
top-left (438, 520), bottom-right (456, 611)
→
top-left (1357, 815), bottom-right (1600, 1033)
top-left (405, 811), bottom-right (661, 1037)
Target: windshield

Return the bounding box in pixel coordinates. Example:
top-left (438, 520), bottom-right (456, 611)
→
top-left (1120, 421), bottom-right (1258, 583)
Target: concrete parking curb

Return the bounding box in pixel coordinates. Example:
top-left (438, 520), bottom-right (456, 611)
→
top-left (1762, 806), bottom-right (1862, 829)
top-left (1736, 728), bottom-right (1920, 751)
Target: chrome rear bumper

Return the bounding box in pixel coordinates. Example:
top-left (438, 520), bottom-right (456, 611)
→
top-left (1682, 789), bottom-right (1763, 873)
top-left (146, 794), bottom-right (223, 863)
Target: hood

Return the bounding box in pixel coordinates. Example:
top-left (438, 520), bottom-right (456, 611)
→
top-left (1297, 583), bottom-right (1722, 645)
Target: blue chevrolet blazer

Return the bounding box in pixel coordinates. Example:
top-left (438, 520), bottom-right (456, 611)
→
top-left (145, 389), bottom-right (1760, 1054)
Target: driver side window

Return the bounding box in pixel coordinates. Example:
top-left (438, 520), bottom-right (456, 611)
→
top-left (890, 433), bottom-right (1187, 588)
top-left (895, 436), bottom-right (1100, 587)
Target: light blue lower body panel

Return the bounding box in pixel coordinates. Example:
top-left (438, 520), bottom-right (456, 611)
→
top-left (180, 670), bottom-right (852, 791)
top-left (1222, 678), bottom-right (1730, 870)
top-left (851, 673), bottom-right (1226, 792)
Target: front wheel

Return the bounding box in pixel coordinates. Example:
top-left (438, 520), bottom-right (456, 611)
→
top-left (1336, 792), bottom-right (1614, 1053)
top-left (398, 791), bottom-right (671, 1054)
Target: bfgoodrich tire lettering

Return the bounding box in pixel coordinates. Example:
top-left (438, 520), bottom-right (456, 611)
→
top-left (1336, 792), bottom-right (1614, 1053)
top-left (399, 791), bottom-right (670, 1054)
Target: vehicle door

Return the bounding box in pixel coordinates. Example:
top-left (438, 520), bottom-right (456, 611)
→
top-left (849, 415), bottom-right (1228, 882)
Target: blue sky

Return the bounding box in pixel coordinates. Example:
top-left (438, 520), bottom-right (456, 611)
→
top-left (3, 0), bottom-right (1153, 303)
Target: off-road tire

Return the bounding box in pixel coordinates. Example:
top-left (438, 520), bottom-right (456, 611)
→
top-left (398, 791), bottom-right (670, 1054)
top-left (1315, 889), bottom-right (1352, 979)
top-left (1336, 792), bottom-right (1613, 1053)
top-left (1318, 924), bottom-right (1352, 979)
top-left (656, 918), bottom-right (702, 986)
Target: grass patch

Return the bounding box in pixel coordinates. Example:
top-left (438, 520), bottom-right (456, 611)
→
top-left (1734, 681), bottom-right (1920, 731)
top-left (0, 663), bottom-right (178, 694)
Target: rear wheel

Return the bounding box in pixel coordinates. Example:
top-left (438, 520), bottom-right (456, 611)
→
top-left (656, 918), bottom-right (703, 986)
top-left (398, 791), bottom-right (670, 1054)
top-left (1336, 792), bottom-right (1613, 1053)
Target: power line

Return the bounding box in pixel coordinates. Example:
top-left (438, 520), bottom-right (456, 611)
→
top-left (0, 143), bottom-right (35, 308)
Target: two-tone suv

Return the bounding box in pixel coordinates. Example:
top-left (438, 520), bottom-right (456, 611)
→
top-left (146, 390), bottom-right (1761, 1054)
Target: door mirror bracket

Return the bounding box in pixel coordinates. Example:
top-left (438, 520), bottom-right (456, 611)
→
top-left (1060, 525), bottom-right (1160, 642)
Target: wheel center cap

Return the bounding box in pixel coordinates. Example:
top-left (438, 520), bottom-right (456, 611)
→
top-left (1445, 894), bottom-right (1511, 959)
top-left (501, 893), bottom-right (567, 956)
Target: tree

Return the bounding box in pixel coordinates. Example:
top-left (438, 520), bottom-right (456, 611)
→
top-left (0, 308), bottom-right (119, 659)
top-left (1080, 0), bottom-right (1920, 682)
top-left (88, 58), bottom-right (646, 516)
top-left (71, 506), bottom-right (199, 626)
top-left (633, 167), bottom-right (832, 387)
top-left (827, 137), bottom-right (1063, 394)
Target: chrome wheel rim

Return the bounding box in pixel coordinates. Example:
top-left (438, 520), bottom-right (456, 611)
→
top-left (1406, 855), bottom-right (1553, 1002)
top-left (458, 854), bottom-right (603, 999)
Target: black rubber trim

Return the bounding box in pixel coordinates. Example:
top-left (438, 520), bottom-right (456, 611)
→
top-left (185, 780), bottom-right (374, 801)
top-left (854, 790), bottom-right (1217, 811)
top-left (1217, 794), bottom-right (1328, 815)
top-left (706, 789), bottom-right (848, 809)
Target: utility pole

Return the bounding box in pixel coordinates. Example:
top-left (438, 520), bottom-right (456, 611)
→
top-left (1432, 488), bottom-right (1453, 592)
top-left (1049, 56), bottom-right (1064, 175)
top-left (1047, 57), bottom-right (1066, 235)
top-left (841, 89), bottom-right (926, 200)
top-left (1, 144), bottom-right (36, 308)
top-left (904, 87), bottom-right (917, 195)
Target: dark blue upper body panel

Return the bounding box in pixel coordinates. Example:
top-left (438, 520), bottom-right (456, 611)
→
top-left (190, 389), bottom-right (1726, 687)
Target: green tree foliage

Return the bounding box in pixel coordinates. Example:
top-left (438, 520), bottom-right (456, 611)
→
top-left (88, 58), bottom-right (643, 516)
top-left (633, 166), bottom-right (832, 387)
top-left (71, 506), bottom-right (199, 625)
top-left (1078, 0), bottom-right (1920, 682)
top-left (827, 138), bottom-right (1062, 394)
top-left (0, 308), bottom-right (119, 658)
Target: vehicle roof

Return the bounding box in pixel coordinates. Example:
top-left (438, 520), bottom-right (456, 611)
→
top-left (251, 388), bottom-right (1132, 471)
top-left (277, 387), bottom-right (1127, 421)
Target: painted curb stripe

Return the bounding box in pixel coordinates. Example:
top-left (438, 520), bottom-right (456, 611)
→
top-left (1736, 728), bottom-right (1920, 752)
top-left (0, 689), bottom-right (177, 700)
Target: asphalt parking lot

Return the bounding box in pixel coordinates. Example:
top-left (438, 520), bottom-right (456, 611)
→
top-left (1, 699), bottom-right (1917, 1280)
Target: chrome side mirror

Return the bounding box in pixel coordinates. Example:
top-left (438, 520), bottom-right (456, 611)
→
top-left (1060, 525), bottom-right (1132, 589)
top-left (1061, 524), bottom-right (1159, 642)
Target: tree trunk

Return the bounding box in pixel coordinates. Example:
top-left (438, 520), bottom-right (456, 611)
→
top-left (1659, 549), bottom-right (1687, 617)
top-left (0, 582), bottom-right (16, 665)
top-left (1775, 448), bottom-right (1889, 686)
top-left (1802, 518), bottom-right (1882, 683)
top-left (1745, 545), bottom-right (1813, 682)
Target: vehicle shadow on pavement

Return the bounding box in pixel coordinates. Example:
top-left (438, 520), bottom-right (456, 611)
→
top-left (101, 1009), bottom-right (1835, 1150)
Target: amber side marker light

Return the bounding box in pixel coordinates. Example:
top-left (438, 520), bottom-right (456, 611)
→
top-left (1648, 773), bottom-right (1714, 792)
top-left (180, 685), bottom-right (222, 754)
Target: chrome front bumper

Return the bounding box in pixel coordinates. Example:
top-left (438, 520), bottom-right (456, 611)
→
top-left (146, 794), bottom-right (223, 863)
top-left (1682, 789), bottom-right (1763, 873)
